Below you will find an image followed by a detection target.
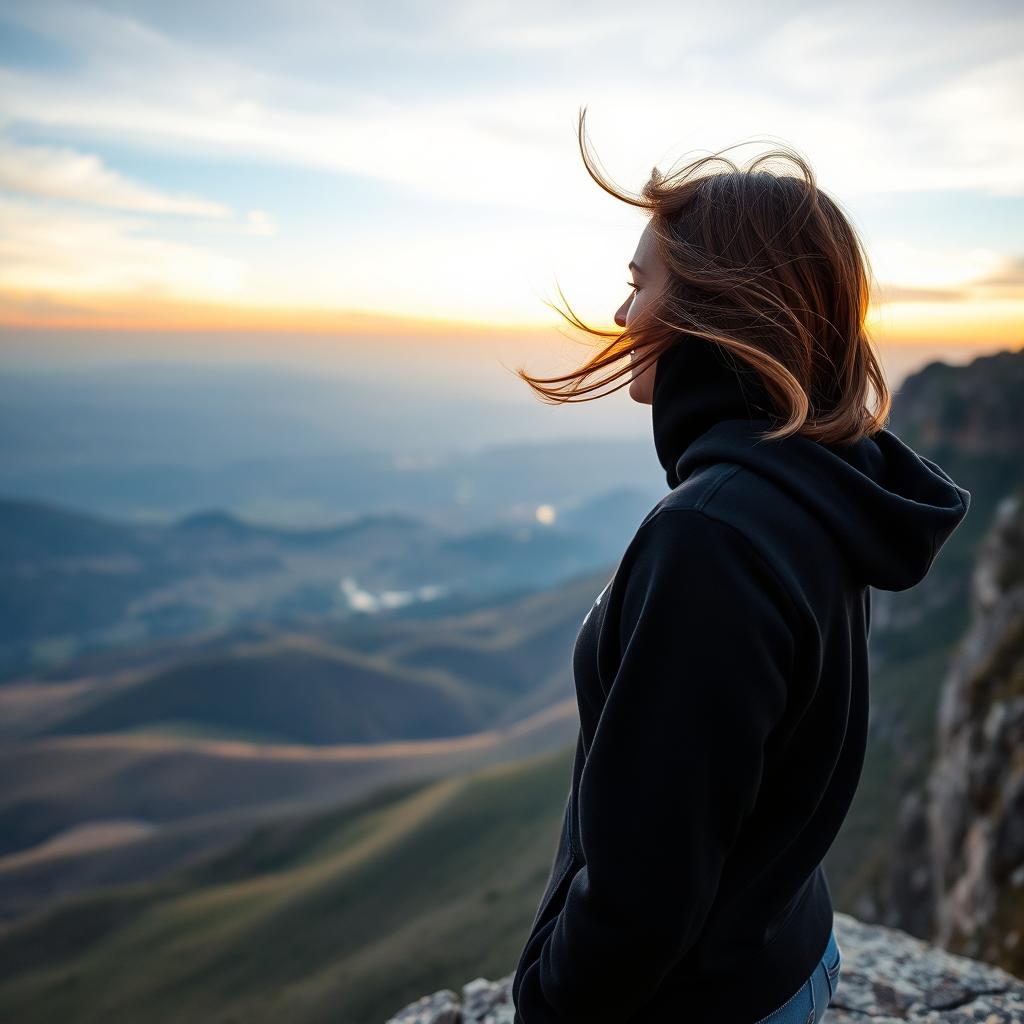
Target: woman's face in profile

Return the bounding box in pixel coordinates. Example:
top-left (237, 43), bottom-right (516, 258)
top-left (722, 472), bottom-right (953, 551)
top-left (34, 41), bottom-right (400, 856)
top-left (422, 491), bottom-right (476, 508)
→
top-left (616, 221), bottom-right (670, 406)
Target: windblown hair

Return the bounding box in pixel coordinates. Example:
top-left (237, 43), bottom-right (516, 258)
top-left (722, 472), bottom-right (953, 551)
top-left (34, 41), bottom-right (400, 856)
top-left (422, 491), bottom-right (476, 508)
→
top-left (517, 108), bottom-right (892, 445)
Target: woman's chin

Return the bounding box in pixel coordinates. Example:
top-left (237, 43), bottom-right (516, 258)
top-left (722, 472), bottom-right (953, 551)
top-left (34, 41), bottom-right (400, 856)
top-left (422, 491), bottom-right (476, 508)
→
top-left (628, 376), bottom-right (653, 406)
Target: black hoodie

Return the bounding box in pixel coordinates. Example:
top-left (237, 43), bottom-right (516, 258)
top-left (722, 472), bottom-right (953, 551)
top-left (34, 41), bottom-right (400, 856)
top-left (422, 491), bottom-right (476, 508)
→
top-left (511, 337), bottom-right (971, 1024)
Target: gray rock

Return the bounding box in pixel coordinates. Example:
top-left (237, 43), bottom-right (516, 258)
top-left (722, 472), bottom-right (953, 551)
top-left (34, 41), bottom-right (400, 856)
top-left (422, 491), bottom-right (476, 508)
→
top-left (386, 911), bottom-right (1024, 1023)
top-left (885, 489), bottom-right (1024, 972)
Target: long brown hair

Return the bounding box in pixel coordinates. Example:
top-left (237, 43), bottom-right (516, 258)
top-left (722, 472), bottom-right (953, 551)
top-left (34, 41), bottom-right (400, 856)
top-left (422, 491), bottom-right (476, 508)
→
top-left (517, 108), bottom-right (891, 445)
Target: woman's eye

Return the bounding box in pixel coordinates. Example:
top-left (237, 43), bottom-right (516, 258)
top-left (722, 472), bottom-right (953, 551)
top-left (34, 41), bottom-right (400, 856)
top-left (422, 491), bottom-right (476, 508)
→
top-left (625, 280), bottom-right (638, 292)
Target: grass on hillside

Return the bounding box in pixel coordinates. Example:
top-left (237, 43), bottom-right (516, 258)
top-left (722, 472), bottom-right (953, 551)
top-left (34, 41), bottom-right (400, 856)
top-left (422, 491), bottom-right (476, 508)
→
top-left (0, 743), bottom-right (577, 1024)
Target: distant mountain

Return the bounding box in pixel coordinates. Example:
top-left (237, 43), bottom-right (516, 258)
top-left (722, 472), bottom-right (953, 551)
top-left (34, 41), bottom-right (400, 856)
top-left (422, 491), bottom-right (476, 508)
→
top-left (889, 348), bottom-right (1024, 460)
top-left (0, 500), bottom-right (135, 563)
top-left (26, 565), bottom-right (605, 746)
top-left (0, 492), bottom-right (644, 681)
top-left (0, 357), bottom-right (666, 539)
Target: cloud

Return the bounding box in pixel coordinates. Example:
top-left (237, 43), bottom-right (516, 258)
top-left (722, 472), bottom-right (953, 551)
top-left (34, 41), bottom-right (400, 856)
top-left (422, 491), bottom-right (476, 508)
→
top-left (874, 285), bottom-right (969, 304)
top-left (976, 255), bottom-right (1024, 288)
top-left (0, 196), bottom-right (245, 298)
top-left (0, 1), bottom-right (1021, 212)
top-left (245, 209), bottom-right (277, 236)
top-left (871, 247), bottom-right (1024, 303)
top-left (0, 138), bottom-right (231, 216)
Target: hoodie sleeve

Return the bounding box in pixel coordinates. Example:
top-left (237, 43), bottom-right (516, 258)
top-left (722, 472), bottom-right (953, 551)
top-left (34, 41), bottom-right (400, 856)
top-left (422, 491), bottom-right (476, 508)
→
top-left (513, 507), bottom-right (797, 1024)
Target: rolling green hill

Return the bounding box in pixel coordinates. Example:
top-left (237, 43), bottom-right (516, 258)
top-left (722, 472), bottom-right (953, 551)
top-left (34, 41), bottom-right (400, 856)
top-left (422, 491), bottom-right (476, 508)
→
top-left (17, 566), bottom-right (607, 747)
top-left (41, 641), bottom-right (486, 747)
top-left (0, 743), bottom-right (576, 1024)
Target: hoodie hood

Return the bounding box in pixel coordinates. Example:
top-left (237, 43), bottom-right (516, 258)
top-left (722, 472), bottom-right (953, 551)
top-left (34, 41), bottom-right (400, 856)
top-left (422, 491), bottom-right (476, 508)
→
top-left (652, 337), bottom-right (972, 592)
top-left (652, 333), bottom-right (778, 490)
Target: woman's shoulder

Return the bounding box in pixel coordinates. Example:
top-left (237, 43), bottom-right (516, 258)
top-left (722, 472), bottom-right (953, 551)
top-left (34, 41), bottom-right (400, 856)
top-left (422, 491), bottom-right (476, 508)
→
top-left (660, 455), bottom-right (842, 570)
top-left (606, 500), bottom-right (805, 673)
top-left (625, 461), bottom-right (834, 638)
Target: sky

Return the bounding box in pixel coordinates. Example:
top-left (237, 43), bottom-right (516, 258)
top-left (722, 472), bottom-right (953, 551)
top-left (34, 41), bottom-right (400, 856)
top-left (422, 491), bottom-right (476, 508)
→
top-left (0, 0), bottom-right (1022, 362)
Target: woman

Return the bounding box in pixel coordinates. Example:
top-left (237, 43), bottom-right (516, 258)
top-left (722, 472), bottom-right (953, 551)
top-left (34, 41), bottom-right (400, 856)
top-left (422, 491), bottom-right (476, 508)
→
top-left (510, 110), bottom-right (971, 1024)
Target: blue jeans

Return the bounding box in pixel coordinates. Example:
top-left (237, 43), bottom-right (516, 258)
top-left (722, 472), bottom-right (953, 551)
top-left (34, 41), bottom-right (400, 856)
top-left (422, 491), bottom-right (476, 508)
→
top-left (752, 929), bottom-right (842, 1024)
